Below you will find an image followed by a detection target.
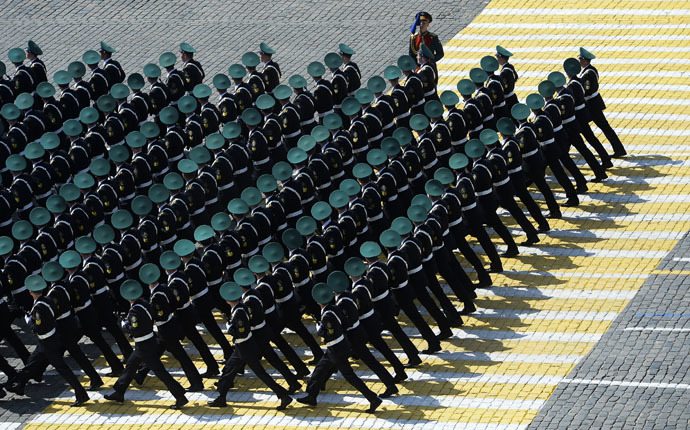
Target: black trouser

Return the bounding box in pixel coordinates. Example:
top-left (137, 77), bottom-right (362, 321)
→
top-left (360, 315), bottom-right (406, 375)
top-left (342, 325), bottom-right (394, 388)
top-left (306, 345), bottom-right (377, 402)
top-left (495, 183), bottom-right (539, 241)
top-left (265, 311), bottom-right (309, 375)
top-left (409, 270), bottom-right (452, 333)
top-left (217, 337), bottom-right (290, 398)
top-left (278, 298), bottom-right (324, 360)
top-left (555, 133), bottom-right (587, 188)
top-left (77, 308), bottom-right (124, 373)
top-left (577, 113), bottom-right (612, 166)
top-left (423, 259), bottom-right (462, 324)
top-left (523, 151), bottom-right (564, 212)
top-left (56, 317), bottom-right (102, 383)
top-left (392, 284), bottom-right (440, 351)
top-left (373, 296), bottom-right (420, 362)
top-left (138, 320), bottom-right (203, 387)
top-left (0, 353), bottom-right (17, 380)
top-left (113, 337), bottom-right (186, 400)
top-left (175, 306), bottom-right (219, 373)
top-left (192, 295), bottom-right (233, 359)
top-left (15, 339), bottom-right (87, 400)
top-left (509, 170), bottom-right (550, 228)
top-left (434, 244), bottom-right (474, 304)
top-left (0, 309), bottom-right (30, 363)
top-left (478, 197), bottom-right (518, 251)
top-left (589, 107), bottom-right (626, 155)
top-left (94, 293), bottom-right (133, 359)
top-left (540, 143), bottom-right (579, 200)
top-left (565, 123), bottom-right (606, 179)
top-left (449, 224), bottom-right (493, 282)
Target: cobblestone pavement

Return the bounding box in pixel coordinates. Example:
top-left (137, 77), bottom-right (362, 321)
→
top-left (4, 0), bottom-right (690, 429)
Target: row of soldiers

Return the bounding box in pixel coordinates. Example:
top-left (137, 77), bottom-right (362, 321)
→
top-left (0, 30), bottom-right (625, 411)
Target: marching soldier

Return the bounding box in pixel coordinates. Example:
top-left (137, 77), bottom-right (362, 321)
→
top-left (259, 43), bottom-right (281, 95)
top-left (408, 11), bottom-right (443, 84)
top-left (308, 61), bottom-right (334, 123)
top-left (495, 46), bottom-right (519, 114)
top-left (180, 43), bottom-right (204, 94)
top-left (289, 74), bottom-right (317, 133)
top-left (160, 51), bottom-right (185, 104)
top-left (416, 44), bottom-right (438, 103)
top-left (99, 41), bottom-right (125, 87)
top-left (338, 43), bottom-right (361, 96)
top-left (104, 280), bottom-right (189, 409)
top-left (242, 52), bottom-right (265, 102)
top-left (577, 48), bottom-right (627, 158)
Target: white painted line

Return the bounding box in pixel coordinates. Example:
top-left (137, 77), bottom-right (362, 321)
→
top-left (452, 34), bottom-right (690, 42)
top-left (672, 257), bottom-right (690, 262)
top-left (440, 58), bottom-right (690, 65)
top-left (445, 45), bottom-right (690, 54)
top-left (624, 327), bottom-right (690, 332)
top-left (480, 8), bottom-right (690, 15)
top-left (504, 246), bottom-right (666, 259)
top-left (549, 175), bottom-right (690, 185)
top-left (440, 70), bottom-right (690, 80)
top-left (475, 309), bottom-right (619, 322)
top-left (606, 97), bottom-right (690, 106)
top-left (545, 228), bottom-right (685, 241)
top-left (68, 389), bottom-right (546, 411)
top-left (562, 378), bottom-right (690, 390)
top-left (4, 424), bottom-right (22, 430)
top-left (28, 412), bottom-right (530, 430)
top-left (465, 23), bottom-right (690, 30)
top-left (481, 269), bottom-right (648, 280)
top-left (439, 83), bottom-right (690, 98)
top-left (554, 212), bottom-right (690, 223)
top-left (477, 286), bottom-right (638, 301)
top-left (573, 157), bottom-right (690, 168)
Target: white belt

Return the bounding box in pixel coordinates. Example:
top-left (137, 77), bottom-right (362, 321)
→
top-left (372, 290), bottom-right (389, 302)
top-left (432, 244), bottom-right (443, 251)
top-left (12, 286), bottom-right (27, 295)
top-left (318, 109), bottom-right (335, 119)
top-left (353, 146), bottom-right (368, 153)
top-left (56, 311), bottom-right (71, 320)
top-left (563, 116), bottom-right (576, 124)
top-left (138, 179), bottom-right (153, 188)
top-left (145, 243), bottom-right (159, 252)
top-left (191, 287), bottom-right (209, 301)
top-left (218, 182), bottom-right (234, 191)
top-left (208, 278), bottom-right (222, 286)
top-left (388, 194), bottom-right (398, 201)
top-left (255, 156), bottom-right (270, 166)
top-left (415, 99), bottom-right (424, 107)
top-left (246, 247), bottom-right (259, 257)
top-left (312, 265), bottom-right (328, 275)
top-left (303, 195), bottom-right (315, 204)
top-left (37, 328), bottom-right (57, 340)
top-left (0, 297), bottom-right (6, 305)
top-left (326, 334), bottom-right (344, 347)
top-left (361, 225), bottom-right (369, 233)
top-left (412, 171), bottom-right (423, 180)
top-left (452, 138), bottom-right (468, 146)
top-left (277, 222), bottom-right (287, 231)
top-left (347, 320), bottom-right (360, 330)
top-left (553, 125), bottom-right (563, 132)
top-left (333, 104), bottom-right (342, 109)
top-left (295, 277), bottom-right (310, 287)
top-left (258, 236), bottom-right (271, 246)
top-left (160, 235), bottom-right (177, 245)
top-left (109, 272), bottom-right (125, 282)
top-left (300, 118), bottom-right (315, 126)
top-left (125, 257), bottom-right (142, 271)
top-left (382, 122), bottom-right (395, 130)
top-left (235, 167), bottom-right (248, 174)
top-left (20, 201), bottom-right (34, 211)
top-left (169, 153), bottom-right (184, 162)
top-left (437, 147), bottom-right (451, 156)
top-left (35, 191), bottom-right (52, 200)
top-left (264, 304), bottom-right (275, 314)
top-left (472, 125), bottom-right (483, 132)
top-left (392, 280), bottom-right (408, 289)
top-left (408, 265), bottom-right (422, 274)
top-left (476, 189), bottom-right (492, 196)
top-left (399, 184), bottom-right (410, 192)
top-left (505, 91), bottom-right (515, 98)
top-left (575, 104), bottom-right (585, 111)
top-left (251, 320), bottom-right (266, 331)
top-left (508, 166), bottom-right (522, 174)
top-left (235, 332), bottom-right (253, 343)
top-left (317, 182), bottom-right (332, 190)
top-left (463, 202), bottom-right (477, 210)
top-left (540, 138), bottom-right (555, 146)
top-left (584, 91), bottom-right (599, 101)
top-left (284, 129), bottom-right (301, 139)
top-left (332, 170), bottom-right (345, 180)
top-left (286, 209), bottom-right (303, 218)
top-left (94, 286), bottom-right (109, 295)
top-left (155, 314), bottom-right (173, 326)
top-left (229, 260), bottom-right (242, 269)
top-left (74, 299), bottom-right (92, 312)
top-left (335, 249), bottom-right (344, 256)
top-left (275, 290), bottom-right (294, 303)
top-left (494, 177), bottom-right (510, 187)
top-left (178, 301), bottom-right (191, 310)
top-left (484, 113), bottom-right (495, 121)
top-left (396, 111), bottom-right (410, 119)
top-left (422, 254), bottom-right (432, 262)
top-left (134, 332), bottom-right (154, 342)
top-left (360, 308), bottom-right (375, 320)
top-left (368, 212), bottom-right (383, 222)
top-left (121, 192), bottom-right (136, 201)
top-left (497, 101), bottom-right (506, 107)
top-left (448, 216), bottom-right (463, 227)
top-left (191, 207), bottom-right (205, 216)
top-left (424, 159), bottom-right (438, 170)
top-left (205, 197), bottom-right (218, 206)
top-left (0, 218), bottom-right (12, 227)
top-left (424, 89), bottom-right (435, 97)
top-left (524, 148), bottom-right (539, 158)
top-left (181, 221), bottom-right (191, 230)
top-left (370, 133), bottom-right (383, 142)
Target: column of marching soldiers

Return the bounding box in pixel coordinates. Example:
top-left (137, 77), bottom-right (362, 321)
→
top-left (0, 38), bottom-right (626, 413)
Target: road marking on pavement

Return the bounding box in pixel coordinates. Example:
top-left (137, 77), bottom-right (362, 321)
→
top-left (562, 378), bottom-right (690, 390)
top-left (624, 327), bottom-right (690, 332)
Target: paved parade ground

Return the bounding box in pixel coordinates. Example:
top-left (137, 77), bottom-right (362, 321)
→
top-left (3, 0), bottom-right (690, 428)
